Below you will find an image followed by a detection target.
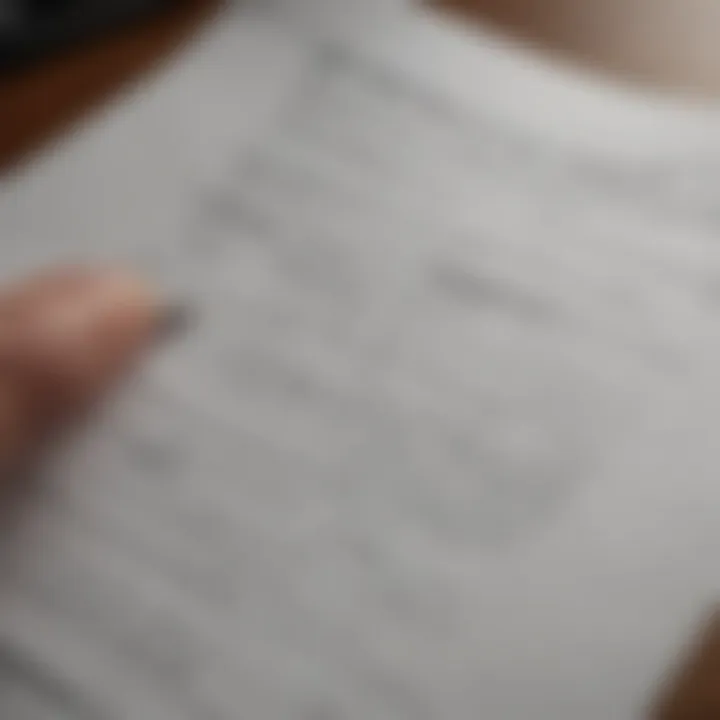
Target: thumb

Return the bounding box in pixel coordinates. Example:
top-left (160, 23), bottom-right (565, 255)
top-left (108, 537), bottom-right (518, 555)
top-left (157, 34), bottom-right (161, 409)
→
top-left (0, 268), bottom-right (162, 472)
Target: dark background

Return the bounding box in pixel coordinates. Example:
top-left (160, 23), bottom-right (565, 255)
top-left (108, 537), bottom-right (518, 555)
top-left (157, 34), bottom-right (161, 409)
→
top-left (0, 0), bottom-right (218, 170)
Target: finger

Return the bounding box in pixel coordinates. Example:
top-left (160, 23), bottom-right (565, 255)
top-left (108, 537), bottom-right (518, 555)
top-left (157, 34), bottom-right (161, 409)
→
top-left (0, 267), bottom-right (163, 472)
top-left (0, 383), bottom-right (35, 467)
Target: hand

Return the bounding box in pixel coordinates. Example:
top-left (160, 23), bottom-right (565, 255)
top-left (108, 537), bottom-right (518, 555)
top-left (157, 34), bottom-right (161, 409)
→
top-left (0, 267), bottom-right (161, 475)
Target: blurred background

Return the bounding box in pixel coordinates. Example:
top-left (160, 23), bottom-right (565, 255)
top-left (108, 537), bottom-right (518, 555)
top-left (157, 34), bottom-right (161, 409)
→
top-left (437, 0), bottom-right (720, 93)
top-left (4, 0), bottom-right (720, 170)
top-left (0, 0), bottom-right (219, 168)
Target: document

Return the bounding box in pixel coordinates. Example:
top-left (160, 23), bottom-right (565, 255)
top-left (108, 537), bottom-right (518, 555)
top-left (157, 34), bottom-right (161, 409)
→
top-left (3, 3), bottom-right (720, 718)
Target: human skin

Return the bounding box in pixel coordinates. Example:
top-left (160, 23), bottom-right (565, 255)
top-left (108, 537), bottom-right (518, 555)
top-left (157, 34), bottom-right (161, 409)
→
top-left (0, 267), bottom-right (161, 476)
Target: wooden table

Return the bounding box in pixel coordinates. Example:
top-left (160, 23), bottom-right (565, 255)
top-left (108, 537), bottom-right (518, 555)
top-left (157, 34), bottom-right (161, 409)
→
top-left (0, 0), bottom-right (219, 171)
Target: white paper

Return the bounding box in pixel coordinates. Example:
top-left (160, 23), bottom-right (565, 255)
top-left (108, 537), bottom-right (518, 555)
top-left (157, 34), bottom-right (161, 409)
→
top-left (3, 5), bottom-right (720, 719)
